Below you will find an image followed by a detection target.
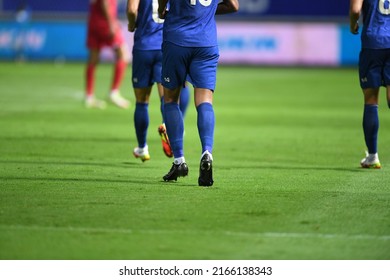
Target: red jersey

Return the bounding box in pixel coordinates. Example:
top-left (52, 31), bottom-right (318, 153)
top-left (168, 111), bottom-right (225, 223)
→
top-left (87, 0), bottom-right (124, 49)
top-left (88, 0), bottom-right (117, 29)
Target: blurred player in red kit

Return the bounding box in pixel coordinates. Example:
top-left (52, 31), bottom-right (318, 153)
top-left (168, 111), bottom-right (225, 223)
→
top-left (85, 0), bottom-right (130, 109)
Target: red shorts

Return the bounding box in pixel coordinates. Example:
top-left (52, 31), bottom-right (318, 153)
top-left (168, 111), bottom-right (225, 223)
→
top-left (86, 24), bottom-right (124, 50)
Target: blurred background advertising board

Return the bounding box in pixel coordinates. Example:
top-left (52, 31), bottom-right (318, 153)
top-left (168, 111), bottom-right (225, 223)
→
top-left (0, 0), bottom-right (358, 66)
top-left (235, 0), bottom-right (347, 18)
top-left (217, 22), bottom-right (339, 66)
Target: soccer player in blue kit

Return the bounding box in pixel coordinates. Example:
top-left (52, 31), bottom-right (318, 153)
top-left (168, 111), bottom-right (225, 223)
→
top-left (158, 0), bottom-right (239, 186)
top-left (350, 0), bottom-right (390, 168)
top-left (127, 0), bottom-right (190, 161)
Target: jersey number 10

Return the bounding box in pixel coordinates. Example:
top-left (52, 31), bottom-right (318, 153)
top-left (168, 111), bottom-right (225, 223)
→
top-left (379, 0), bottom-right (390, 15)
top-left (190, 0), bottom-right (212, 7)
top-left (152, 0), bottom-right (164, 23)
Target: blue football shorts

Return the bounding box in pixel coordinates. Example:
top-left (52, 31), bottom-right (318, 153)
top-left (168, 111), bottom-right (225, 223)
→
top-left (162, 41), bottom-right (219, 91)
top-left (132, 49), bottom-right (162, 88)
top-left (359, 48), bottom-right (390, 89)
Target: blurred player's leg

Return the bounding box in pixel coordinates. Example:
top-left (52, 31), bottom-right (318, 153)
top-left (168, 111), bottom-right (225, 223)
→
top-left (109, 45), bottom-right (130, 109)
top-left (86, 62), bottom-right (95, 97)
top-left (85, 49), bottom-right (106, 109)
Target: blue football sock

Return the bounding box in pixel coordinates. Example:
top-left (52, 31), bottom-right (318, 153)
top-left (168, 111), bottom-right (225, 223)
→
top-left (164, 102), bottom-right (184, 158)
top-left (179, 85), bottom-right (190, 118)
top-left (197, 102), bottom-right (215, 154)
top-left (134, 102), bottom-right (149, 148)
top-left (160, 96), bottom-right (165, 123)
top-left (362, 104), bottom-right (379, 154)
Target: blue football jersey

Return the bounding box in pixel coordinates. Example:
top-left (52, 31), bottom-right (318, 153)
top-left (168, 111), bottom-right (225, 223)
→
top-left (133, 0), bottom-right (163, 50)
top-left (163, 0), bottom-right (218, 47)
top-left (361, 0), bottom-right (390, 49)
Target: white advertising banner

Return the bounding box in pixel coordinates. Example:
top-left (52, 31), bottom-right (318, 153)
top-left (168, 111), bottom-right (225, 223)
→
top-left (0, 260), bottom-right (389, 280)
top-left (217, 22), bottom-right (339, 66)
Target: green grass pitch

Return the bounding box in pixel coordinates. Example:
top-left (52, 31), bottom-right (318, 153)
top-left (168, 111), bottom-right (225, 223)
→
top-left (0, 62), bottom-right (389, 260)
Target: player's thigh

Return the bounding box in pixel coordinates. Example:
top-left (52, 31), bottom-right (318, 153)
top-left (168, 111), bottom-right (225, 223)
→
top-left (359, 49), bottom-right (385, 89)
top-left (87, 27), bottom-right (110, 50)
top-left (132, 50), bottom-right (157, 88)
top-left (363, 87), bottom-right (380, 104)
top-left (189, 46), bottom-right (219, 91)
top-left (134, 87), bottom-right (153, 103)
top-left (383, 49), bottom-right (390, 86)
top-left (87, 49), bottom-right (100, 64)
top-left (111, 28), bottom-right (125, 49)
top-left (113, 43), bottom-right (129, 62)
top-left (90, 26), bottom-right (124, 50)
top-left (152, 51), bottom-right (163, 84)
top-left (86, 28), bottom-right (100, 50)
top-left (162, 42), bottom-right (188, 90)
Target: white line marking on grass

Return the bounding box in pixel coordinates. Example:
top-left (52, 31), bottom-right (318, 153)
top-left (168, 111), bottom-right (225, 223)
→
top-left (1, 224), bottom-right (390, 241)
top-left (71, 91), bottom-right (84, 100)
top-left (224, 231), bottom-right (390, 241)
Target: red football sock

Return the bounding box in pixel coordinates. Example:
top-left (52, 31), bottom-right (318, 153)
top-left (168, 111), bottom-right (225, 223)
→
top-left (111, 60), bottom-right (127, 92)
top-left (86, 63), bottom-right (95, 97)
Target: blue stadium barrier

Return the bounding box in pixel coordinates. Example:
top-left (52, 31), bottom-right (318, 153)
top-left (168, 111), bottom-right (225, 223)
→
top-left (0, 21), bottom-right (87, 61)
top-left (339, 24), bottom-right (361, 66)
